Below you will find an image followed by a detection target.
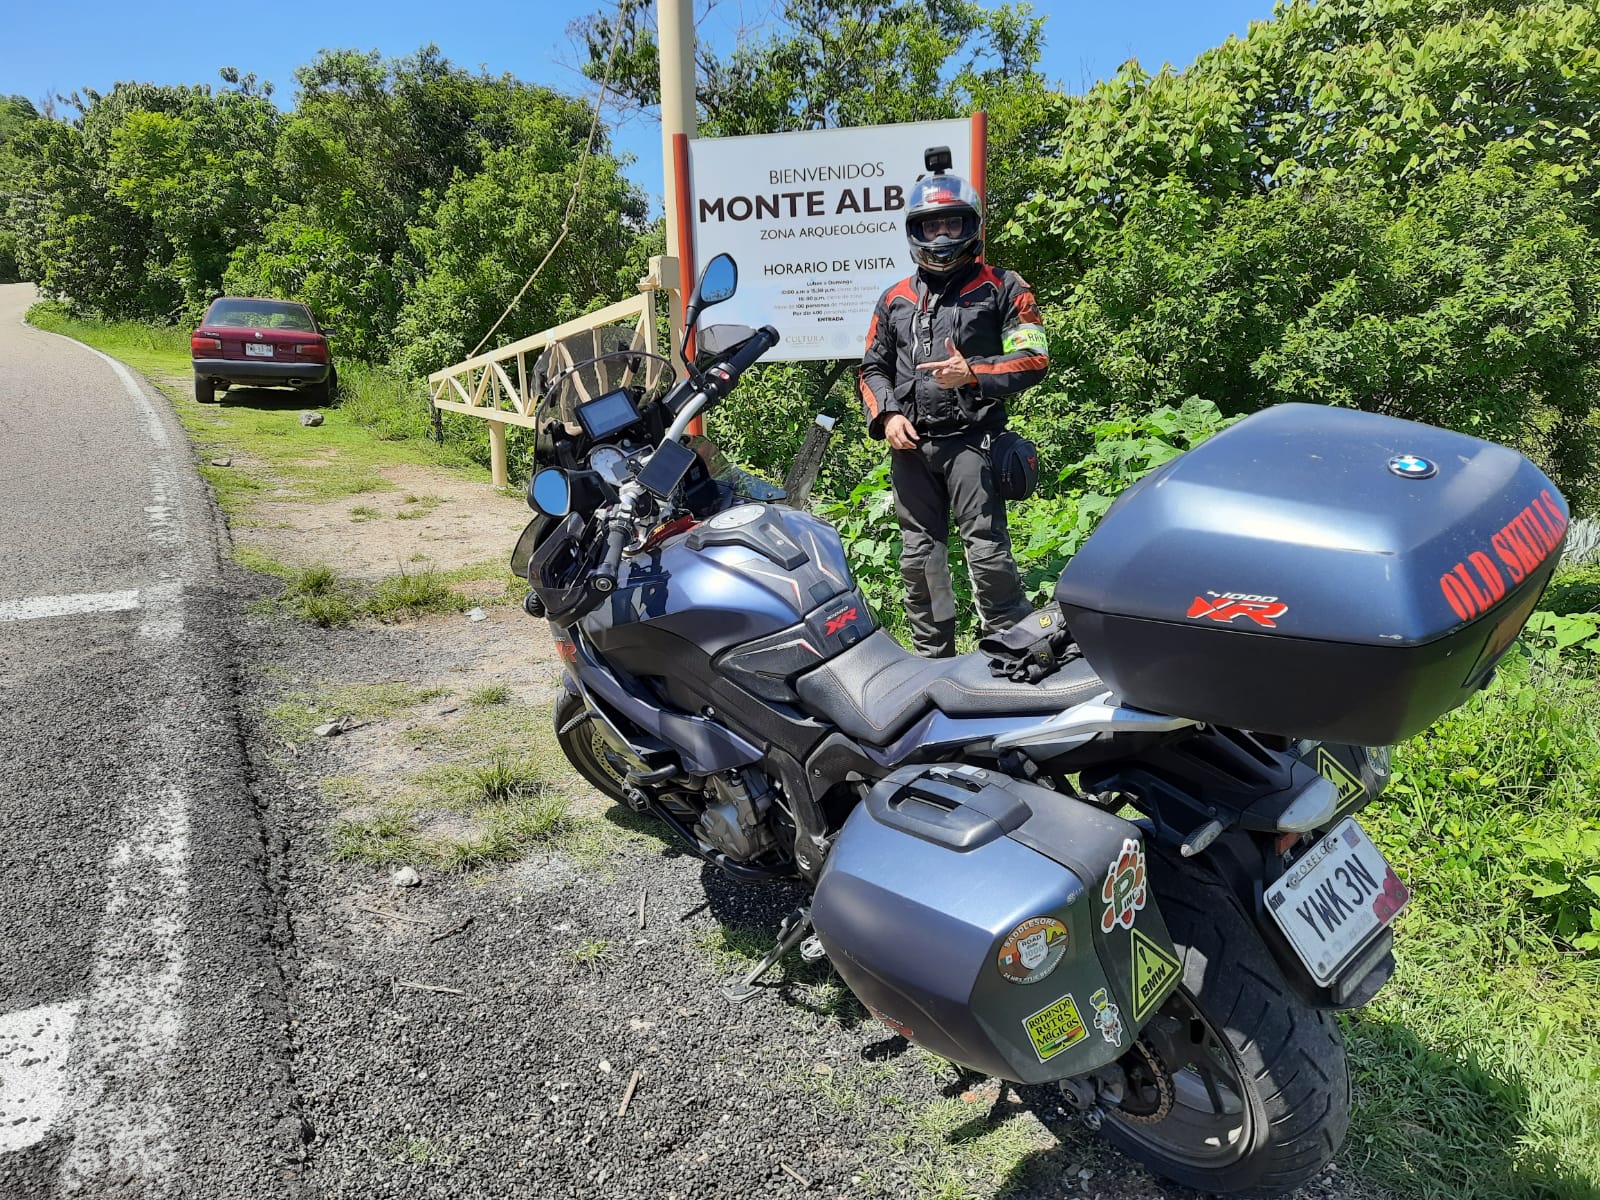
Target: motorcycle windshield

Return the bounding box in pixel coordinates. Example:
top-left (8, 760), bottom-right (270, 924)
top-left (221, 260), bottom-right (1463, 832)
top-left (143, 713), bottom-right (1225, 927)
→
top-left (536, 326), bottom-right (674, 436)
top-left (690, 436), bottom-right (787, 502)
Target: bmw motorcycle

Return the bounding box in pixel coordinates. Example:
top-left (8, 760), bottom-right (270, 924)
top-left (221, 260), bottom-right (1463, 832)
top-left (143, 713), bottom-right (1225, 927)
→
top-left (512, 254), bottom-right (1567, 1195)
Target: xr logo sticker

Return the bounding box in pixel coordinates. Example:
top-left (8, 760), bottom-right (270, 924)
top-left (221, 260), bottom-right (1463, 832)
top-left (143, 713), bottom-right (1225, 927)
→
top-left (823, 607), bottom-right (858, 636)
top-left (1187, 592), bottom-right (1288, 628)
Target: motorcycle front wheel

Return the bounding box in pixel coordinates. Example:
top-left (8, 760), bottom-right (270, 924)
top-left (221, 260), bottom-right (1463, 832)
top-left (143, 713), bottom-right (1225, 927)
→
top-left (552, 689), bottom-right (633, 805)
top-left (1094, 853), bottom-right (1350, 1197)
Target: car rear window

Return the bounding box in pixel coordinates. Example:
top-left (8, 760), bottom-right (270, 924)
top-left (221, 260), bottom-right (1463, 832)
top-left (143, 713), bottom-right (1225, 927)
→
top-left (205, 299), bottom-right (317, 331)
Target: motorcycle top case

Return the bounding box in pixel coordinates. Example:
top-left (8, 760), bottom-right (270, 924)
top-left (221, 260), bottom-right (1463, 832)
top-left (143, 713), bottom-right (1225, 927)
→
top-left (1055, 404), bottom-right (1569, 745)
top-left (812, 764), bottom-right (1182, 1085)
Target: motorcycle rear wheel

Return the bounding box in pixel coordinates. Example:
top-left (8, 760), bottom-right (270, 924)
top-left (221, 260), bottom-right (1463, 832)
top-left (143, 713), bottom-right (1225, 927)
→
top-left (1095, 853), bottom-right (1350, 1196)
top-left (552, 689), bottom-right (632, 805)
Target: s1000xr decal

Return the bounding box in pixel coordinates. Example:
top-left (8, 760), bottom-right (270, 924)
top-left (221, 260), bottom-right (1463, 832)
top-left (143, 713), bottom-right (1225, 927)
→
top-left (1187, 591), bottom-right (1288, 628)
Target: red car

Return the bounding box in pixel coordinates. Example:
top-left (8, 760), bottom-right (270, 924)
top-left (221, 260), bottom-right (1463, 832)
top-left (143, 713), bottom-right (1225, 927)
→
top-left (190, 297), bottom-right (336, 404)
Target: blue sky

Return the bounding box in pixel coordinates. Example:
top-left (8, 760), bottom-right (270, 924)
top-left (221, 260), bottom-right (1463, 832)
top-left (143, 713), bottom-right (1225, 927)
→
top-left (2, 0), bottom-right (1277, 207)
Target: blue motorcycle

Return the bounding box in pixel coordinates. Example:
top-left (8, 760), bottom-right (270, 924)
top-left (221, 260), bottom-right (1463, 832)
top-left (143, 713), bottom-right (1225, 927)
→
top-left (512, 254), bottom-right (1565, 1195)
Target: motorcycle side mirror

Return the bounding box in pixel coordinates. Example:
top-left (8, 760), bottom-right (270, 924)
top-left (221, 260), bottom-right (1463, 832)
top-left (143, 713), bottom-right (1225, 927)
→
top-left (681, 254), bottom-right (738, 372)
top-left (529, 467), bottom-right (571, 517)
top-left (696, 323), bottom-right (759, 357)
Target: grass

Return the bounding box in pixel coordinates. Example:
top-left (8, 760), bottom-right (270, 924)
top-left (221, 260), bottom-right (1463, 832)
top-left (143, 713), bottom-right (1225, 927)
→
top-left (256, 562), bottom-right (474, 627)
top-left (24, 303), bottom-right (487, 520)
top-left (570, 938), bottom-right (612, 971)
top-left (428, 791), bottom-right (574, 872)
top-left (692, 925), bottom-right (833, 992)
top-left (867, 1093), bottom-right (1062, 1200)
top-left (1349, 649), bottom-right (1600, 1199)
top-left (384, 1135), bottom-right (452, 1168)
top-left (265, 681), bottom-right (452, 742)
top-left (467, 683), bottom-right (512, 706)
top-left (366, 570), bottom-right (472, 620)
top-left (26, 301), bottom-right (192, 377)
top-left (396, 493), bottom-right (446, 520)
top-left (326, 742), bottom-right (579, 874)
top-left (419, 751), bottom-right (548, 808)
top-left (330, 807), bottom-right (425, 867)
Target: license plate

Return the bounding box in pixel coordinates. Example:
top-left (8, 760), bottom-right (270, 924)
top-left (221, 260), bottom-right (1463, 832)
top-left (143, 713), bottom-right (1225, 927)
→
top-left (245, 342), bottom-right (274, 357)
top-left (1265, 818), bottom-right (1409, 985)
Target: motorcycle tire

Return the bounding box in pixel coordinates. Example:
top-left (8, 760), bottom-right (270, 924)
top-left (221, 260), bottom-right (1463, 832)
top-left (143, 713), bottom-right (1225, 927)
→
top-left (552, 689), bottom-right (632, 806)
top-left (1094, 849), bottom-right (1350, 1197)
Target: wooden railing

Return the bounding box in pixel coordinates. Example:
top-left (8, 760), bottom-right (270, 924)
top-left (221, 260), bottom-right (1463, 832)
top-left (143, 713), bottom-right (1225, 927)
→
top-left (428, 255), bottom-right (678, 489)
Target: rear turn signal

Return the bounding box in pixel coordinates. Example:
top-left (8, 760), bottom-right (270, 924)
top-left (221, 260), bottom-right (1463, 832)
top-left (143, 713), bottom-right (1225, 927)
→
top-left (295, 342), bottom-right (328, 362)
top-left (190, 334), bottom-right (222, 352)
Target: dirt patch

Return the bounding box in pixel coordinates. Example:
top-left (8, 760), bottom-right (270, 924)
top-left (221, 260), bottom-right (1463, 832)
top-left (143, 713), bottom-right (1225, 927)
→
top-left (238, 463), bottom-right (528, 580)
top-left (284, 606), bottom-right (566, 802)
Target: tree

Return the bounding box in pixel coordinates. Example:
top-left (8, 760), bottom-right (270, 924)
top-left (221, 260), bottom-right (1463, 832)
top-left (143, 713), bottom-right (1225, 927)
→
top-left (1005, 0), bottom-right (1600, 503)
top-left (0, 95), bottom-right (41, 281)
top-left (227, 46), bottom-right (624, 360)
top-left (392, 112), bottom-right (649, 381)
top-left (1009, 0), bottom-right (1600, 288)
top-left (575, 0), bottom-right (1052, 221)
top-left (105, 80), bottom-right (281, 316)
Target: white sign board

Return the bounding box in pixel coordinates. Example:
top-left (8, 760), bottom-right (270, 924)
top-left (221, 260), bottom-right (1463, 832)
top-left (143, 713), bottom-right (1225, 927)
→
top-left (685, 119), bottom-right (975, 362)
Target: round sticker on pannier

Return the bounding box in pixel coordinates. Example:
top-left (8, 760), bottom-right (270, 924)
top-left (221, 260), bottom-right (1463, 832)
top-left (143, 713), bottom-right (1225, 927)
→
top-left (996, 916), bottom-right (1069, 984)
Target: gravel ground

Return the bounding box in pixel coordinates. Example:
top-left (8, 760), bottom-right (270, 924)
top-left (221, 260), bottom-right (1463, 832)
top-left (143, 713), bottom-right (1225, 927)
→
top-left (243, 602), bottom-right (1392, 1200)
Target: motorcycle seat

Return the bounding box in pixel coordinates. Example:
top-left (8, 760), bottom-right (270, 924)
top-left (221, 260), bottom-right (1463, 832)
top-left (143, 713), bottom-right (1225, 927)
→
top-left (794, 628), bottom-right (1106, 745)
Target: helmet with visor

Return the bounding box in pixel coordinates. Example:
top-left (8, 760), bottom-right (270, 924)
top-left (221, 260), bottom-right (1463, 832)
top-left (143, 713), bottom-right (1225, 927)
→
top-left (905, 174), bottom-right (984, 279)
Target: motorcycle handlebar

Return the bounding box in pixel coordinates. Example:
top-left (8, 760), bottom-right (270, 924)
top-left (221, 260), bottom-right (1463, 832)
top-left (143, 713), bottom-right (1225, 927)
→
top-left (664, 325), bottom-right (781, 447)
top-left (721, 325), bottom-right (780, 381)
top-left (591, 511), bottom-right (631, 594)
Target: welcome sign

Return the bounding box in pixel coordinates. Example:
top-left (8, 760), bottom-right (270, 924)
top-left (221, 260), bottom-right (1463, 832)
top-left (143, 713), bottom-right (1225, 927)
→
top-left (684, 118), bottom-right (980, 362)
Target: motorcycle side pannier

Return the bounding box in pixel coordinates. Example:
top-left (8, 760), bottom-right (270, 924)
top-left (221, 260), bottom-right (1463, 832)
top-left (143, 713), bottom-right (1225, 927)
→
top-left (812, 764), bottom-right (1182, 1085)
top-left (1055, 404), bottom-right (1568, 745)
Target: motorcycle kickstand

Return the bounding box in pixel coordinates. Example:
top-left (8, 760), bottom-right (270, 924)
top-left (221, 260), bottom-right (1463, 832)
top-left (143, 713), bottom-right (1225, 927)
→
top-left (720, 906), bottom-right (812, 1003)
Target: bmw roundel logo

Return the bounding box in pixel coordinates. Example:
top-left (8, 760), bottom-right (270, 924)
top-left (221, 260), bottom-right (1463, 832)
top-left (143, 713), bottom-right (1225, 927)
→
top-left (1388, 454), bottom-right (1437, 479)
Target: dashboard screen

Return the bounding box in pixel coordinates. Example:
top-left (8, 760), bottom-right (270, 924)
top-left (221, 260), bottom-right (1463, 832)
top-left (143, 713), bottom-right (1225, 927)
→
top-left (575, 389), bottom-right (641, 439)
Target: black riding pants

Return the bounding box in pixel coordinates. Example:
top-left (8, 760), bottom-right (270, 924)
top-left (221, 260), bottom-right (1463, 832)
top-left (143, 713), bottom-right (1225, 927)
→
top-left (890, 432), bottom-right (1032, 658)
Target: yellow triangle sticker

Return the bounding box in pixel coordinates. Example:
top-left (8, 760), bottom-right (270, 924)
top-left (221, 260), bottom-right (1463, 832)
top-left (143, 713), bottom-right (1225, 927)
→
top-left (1130, 928), bottom-right (1181, 1021)
top-left (1314, 746), bottom-right (1366, 811)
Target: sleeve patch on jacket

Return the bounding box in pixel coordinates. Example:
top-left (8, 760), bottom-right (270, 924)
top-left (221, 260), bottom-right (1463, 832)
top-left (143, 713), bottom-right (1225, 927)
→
top-left (1003, 326), bottom-right (1049, 354)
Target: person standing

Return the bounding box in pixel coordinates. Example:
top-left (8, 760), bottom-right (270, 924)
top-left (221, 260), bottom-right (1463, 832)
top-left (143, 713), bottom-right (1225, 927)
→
top-left (857, 155), bottom-right (1049, 658)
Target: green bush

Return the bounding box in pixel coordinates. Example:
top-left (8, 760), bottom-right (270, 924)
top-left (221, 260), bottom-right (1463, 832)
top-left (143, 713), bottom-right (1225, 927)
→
top-left (1374, 652), bottom-right (1600, 957)
top-left (1544, 566), bottom-right (1600, 616)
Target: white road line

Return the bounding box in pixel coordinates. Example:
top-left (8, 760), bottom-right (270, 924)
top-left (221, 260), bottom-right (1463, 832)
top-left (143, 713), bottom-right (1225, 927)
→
top-left (18, 311), bottom-right (198, 1190)
top-left (58, 783), bottom-right (191, 1194)
top-left (136, 581), bottom-right (184, 642)
top-left (0, 1002), bottom-right (81, 1153)
top-left (0, 591), bottom-right (140, 623)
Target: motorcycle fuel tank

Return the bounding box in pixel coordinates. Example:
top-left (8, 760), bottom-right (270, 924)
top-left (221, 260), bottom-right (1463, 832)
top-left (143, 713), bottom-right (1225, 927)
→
top-left (1056, 404), bottom-right (1568, 744)
top-left (582, 503), bottom-right (876, 701)
top-left (812, 764), bottom-right (1183, 1085)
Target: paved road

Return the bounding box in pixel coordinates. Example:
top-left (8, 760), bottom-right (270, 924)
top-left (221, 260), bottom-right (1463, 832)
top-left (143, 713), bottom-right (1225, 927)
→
top-left (0, 285), bottom-right (304, 1200)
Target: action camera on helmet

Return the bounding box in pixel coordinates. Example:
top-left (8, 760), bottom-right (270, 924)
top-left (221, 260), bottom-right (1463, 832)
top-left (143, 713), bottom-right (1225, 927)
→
top-left (905, 160), bottom-right (985, 278)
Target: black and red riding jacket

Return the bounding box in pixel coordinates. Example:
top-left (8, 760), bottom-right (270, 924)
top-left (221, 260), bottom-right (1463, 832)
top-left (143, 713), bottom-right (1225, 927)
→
top-left (858, 262), bottom-right (1049, 440)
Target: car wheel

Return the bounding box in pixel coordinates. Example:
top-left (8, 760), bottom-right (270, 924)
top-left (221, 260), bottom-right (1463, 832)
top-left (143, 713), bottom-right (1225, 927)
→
top-left (194, 375), bottom-right (215, 404)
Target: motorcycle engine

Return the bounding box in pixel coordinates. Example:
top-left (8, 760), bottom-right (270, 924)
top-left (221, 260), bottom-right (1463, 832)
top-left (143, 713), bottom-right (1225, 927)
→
top-left (693, 770), bottom-right (778, 862)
